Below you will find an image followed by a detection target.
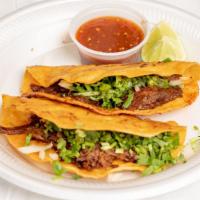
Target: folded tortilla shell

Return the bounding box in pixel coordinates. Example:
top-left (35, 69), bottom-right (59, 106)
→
top-left (21, 61), bottom-right (200, 115)
top-left (0, 95), bottom-right (186, 178)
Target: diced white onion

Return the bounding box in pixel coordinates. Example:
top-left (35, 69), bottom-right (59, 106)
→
top-left (101, 142), bottom-right (112, 150)
top-left (18, 143), bottom-right (53, 154)
top-left (75, 129), bottom-right (86, 137)
top-left (134, 85), bottom-right (140, 92)
top-left (183, 144), bottom-right (194, 160)
top-left (58, 80), bottom-right (72, 89)
top-left (169, 79), bottom-right (182, 86)
top-left (115, 148), bottom-right (124, 154)
top-left (49, 153), bottom-right (59, 160)
top-left (39, 150), bottom-right (46, 160)
top-left (107, 172), bottom-right (140, 182)
top-left (190, 138), bottom-right (200, 152)
top-left (181, 76), bottom-right (190, 81)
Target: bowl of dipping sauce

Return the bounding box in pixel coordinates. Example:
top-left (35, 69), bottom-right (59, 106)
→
top-left (69, 4), bottom-right (149, 64)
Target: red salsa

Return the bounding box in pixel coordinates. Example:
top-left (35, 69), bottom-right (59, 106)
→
top-left (76, 16), bottom-right (144, 53)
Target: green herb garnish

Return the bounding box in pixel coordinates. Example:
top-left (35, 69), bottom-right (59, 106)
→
top-left (189, 126), bottom-right (200, 152)
top-left (162, 58), bottom-right (172, 62)
top-left (25, 133), bottom-right (32, 146)
top-left (70, 75), bottom-right (173, 109)
top-left (135, 132), bottom-right (179, 175)
top-left (43, 120), bottom-right (180, 176)
top-left (52, 161), bottom-right (66, 177)
top-left (122, 91), bottom-right (134, 109)
top-left (193, 125), bottom-right (199, 131)
top-left (71, 174), bottom-right (81, 180)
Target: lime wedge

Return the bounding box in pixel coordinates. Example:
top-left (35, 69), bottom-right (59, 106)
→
top-left (141, 21), bottom-right (186, 62)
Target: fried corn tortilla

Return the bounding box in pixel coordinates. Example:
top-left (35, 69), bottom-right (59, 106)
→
top-left (21, 61), bottom-right (200, 115)
top-left (0, 95), bottom-right (186, 179)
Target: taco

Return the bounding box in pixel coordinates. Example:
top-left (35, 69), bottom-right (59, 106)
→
top-left (0, 95), bottom-right (186, 179)
top-left (21, 61), bottom-right (200, 115)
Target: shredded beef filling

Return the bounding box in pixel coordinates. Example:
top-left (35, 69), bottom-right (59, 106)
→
top-left (76, 145), bottom-right (115, 170)
top-left (0, 114), bottom-right (180, 175)
top-left (0, 117), bottom-right (136, 170)
top-left (131, 87), bottom-right (182, 110)
top-left (76, 144), bottom-right (136, 170)
top-left (0, 116), bottom-right (180, 174)
top-left (30, 75), bottom-right (183, 110)
top-left (0, 116), bottom-right (45, 141)
top-left (31, 82), bottom-right (68, 96)
top-left (0, 125), bottom-right (46, 142)
top-left (30, 84), bottom-right (99, 106)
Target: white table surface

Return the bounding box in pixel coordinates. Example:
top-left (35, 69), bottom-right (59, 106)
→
top-left (0, 0), bottom-right (200, 199)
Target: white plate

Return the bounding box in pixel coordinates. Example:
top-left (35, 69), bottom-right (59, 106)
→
top-left (0, 0), bottom-right (200, 199)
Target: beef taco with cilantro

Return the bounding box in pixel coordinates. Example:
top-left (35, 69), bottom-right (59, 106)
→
top-left (0, 95), bottom-right (186, 178)
top-left (21, 61), bottom-right (200, 116)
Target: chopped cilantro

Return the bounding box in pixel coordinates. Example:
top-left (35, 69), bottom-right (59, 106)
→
top-left (69, 75), bottom-right (173, 109)
top-left (52, 161), bottom-right (66, 177)
top-left (190, 137), bottom-right (200, 152)
top-left (57, 138), bottom-right (66, 150)
top-left (122, 91), bottom-right (134, 109)
top-left (162, 58), bottom-right (172, 62)
top-left (177, 153), bottom-right (186, 163)
top-left (193, 125), bottom-right (199, 131)
top-left (25, 133), bottom-right (32, 146)
top-left (42, 120), bottom-right (180, 176)
top-left (71, 174), bottom-right (81, 180)
top-left (190, 125), bottom-right (200, 153)
top-left (137, 154), bottom-right (149, 165)
top-left (135, 132), bottom-right (179, 175)
top-left (142, 166), bottom-right (154, 176)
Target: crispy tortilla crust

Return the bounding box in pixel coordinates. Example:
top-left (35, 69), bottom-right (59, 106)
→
top-left (1, 95), bottom-right (186, 178)
top-left (21, 61), bottom-right (200, 115)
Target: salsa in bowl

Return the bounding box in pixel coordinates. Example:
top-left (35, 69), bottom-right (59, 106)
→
top-left (69, 3), bottom-right (149, 64)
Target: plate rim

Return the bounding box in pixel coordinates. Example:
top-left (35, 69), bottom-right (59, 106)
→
top-left (0, 0), bottom-right (200, 24)
top-left (0, 0), bottom-right (200, 199)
